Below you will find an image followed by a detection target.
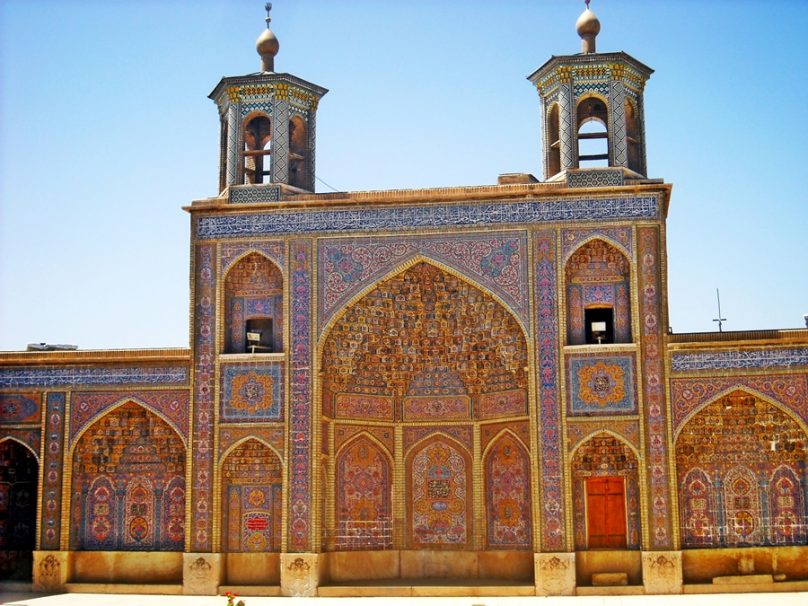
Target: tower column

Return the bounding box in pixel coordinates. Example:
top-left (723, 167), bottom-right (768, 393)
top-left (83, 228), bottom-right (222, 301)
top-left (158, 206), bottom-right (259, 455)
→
top-left (609, 80), bottom-right (628, 168)
top-left (271, 99), bottom-right (290, 184)
top-left (558, 83), bottom-right (576, 171)
top-left (226, 103), bottom-right (240, 186)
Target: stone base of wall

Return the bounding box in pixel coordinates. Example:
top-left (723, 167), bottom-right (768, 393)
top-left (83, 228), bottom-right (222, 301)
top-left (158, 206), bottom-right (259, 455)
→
top-left (182, 553), bottom-right (223, 595)
top-left (32, 551), bottom-right (71, 592)
top-left (642, 551), bottom-right (683, 594)
top-left (534, 552), bottom-right (576, 595)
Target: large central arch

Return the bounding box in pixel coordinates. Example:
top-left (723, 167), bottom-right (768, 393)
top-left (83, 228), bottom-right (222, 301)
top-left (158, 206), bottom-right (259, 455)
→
top-left (320, 260), bottom-right (531, 560)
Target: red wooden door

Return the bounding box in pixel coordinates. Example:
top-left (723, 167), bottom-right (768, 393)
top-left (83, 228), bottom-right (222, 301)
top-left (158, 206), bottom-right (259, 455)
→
top-left (586, 477), bottom-right (627, 548)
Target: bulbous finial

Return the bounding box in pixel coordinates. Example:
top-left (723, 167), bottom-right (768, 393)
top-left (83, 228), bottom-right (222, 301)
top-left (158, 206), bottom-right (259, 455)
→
top-left (256, 3), bottom-right (279, 72)
top-left (576, 0), bottom-right (601, 54)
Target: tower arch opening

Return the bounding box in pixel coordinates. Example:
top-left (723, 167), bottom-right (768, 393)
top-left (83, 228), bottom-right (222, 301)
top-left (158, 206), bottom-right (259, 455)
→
top-left (223, 252), bottom-right (283, 354)
top-left (565, 238), bottom-right (632, 345)
top-left (576, 96), bottom-right (609, 167)
top-left (243, 114), bottom-right (272, 184)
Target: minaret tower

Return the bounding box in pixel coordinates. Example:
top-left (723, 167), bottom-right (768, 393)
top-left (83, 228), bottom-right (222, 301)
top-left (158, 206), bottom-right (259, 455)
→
top-left (209, 4), bottom-right (328, 198)
top-left (528, 1), bottom-right (653, 182)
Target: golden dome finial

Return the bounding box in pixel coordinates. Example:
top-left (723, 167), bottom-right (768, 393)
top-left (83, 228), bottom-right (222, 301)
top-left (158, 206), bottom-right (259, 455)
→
top-left (576, 0), bottom-right (601, 54)
top-left (256, 2), bottom-right (280, 72)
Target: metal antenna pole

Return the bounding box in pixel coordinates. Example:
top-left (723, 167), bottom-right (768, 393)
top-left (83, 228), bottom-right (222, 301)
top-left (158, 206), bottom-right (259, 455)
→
top-left (712, 288), bottom-right (727, 332)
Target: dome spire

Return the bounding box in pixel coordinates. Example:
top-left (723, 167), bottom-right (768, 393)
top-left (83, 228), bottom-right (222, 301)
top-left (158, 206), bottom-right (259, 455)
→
top-left (576, 0), bottom-right (601, 54)
top-left (256, 2), bottom-right (280, 72)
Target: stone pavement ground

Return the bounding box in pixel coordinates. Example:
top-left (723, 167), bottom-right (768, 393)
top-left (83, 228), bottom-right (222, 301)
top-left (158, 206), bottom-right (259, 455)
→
top-left (2, 593), bottom-right (808, 606)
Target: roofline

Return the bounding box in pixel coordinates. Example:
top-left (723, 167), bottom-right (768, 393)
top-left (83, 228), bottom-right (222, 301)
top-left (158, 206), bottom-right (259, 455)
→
top-left (0, 347), bottom-right (191, 366)
top-left (208, 72), bottom-right (328, 102)
top-left (527, 51), bottom-right (654, 84)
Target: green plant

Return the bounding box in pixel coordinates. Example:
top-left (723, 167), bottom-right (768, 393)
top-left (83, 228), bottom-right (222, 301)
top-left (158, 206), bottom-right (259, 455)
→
top-left (224, 591), bottom-right (245, 606)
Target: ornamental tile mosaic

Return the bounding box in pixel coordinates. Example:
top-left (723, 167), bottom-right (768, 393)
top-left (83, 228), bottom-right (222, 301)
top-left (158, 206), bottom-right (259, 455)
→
top-left (561, 227), bottom-right (632, 261)
top-left (484, 432), bottom-right (532, 549)
top-left (637, 226), bottom-right (672, 549)
top-left (335, 436), bottom-right (393, 550)
top-left (480, 421), bottom-right (530, 453)
top-left (221, 364), bottom-right (284, 422)
top-left (567, 419), bottom-right (640, 453)
top-left (670, 374), bottom-right (808, 432)
top-left (221, 439), bottom-right (283, 552)
top-left (221, 241), bottom-right (285, 273)
top-left (70, 401), bottom-right (185, 551)
top-left (333, 394), bottom-right (394, 421)
top-left (567, 355), bottom-right (637, 416)
top-left (39, 392), bottom-right (65, 550)
top-left (671, 348), bottom-right (808, 372)
top-left (0, 393), bottom-right (41, 424)
top-left (70, 390), bottom-right (190, 446)
top-left (0, 366), bottom-right (188, 389)
top-left (408, 437), bottom-right (471, 548)
top-left (533, 230), bottom-right (565, 550)
top-left (334, 425), bottom-right (394, 455)
top-left (196, 196), bottom-right (661, 239)
top-left (675, 390), bottom-right (807, 548)
top-left (321, 262), bottom-right (528, 407)
top-left (219, 427), bottom-right (284, 459)
top-left (317, 233), bottom-right (529, 332)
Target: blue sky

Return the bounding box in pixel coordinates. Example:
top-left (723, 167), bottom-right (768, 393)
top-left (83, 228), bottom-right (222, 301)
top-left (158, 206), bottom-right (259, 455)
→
top-left (1, 0), bottom-right (806, 351)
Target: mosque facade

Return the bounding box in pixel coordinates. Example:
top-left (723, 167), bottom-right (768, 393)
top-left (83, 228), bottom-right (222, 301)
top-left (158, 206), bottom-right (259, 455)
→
top-left (1, 4), bottom-right (807, 597)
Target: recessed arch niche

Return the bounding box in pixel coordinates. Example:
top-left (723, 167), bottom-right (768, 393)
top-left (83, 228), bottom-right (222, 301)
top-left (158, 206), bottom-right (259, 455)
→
top-left (675, 390), bottom-right (807, 547)
top-left (69, 401), bottom-right (185, 551)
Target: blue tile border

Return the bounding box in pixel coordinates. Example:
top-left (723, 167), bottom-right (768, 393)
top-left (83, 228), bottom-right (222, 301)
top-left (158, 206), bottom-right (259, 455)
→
top-left (196, 196), bottom-right (660, 239)
top-left (0, 366), bottom-right (189, 389)
top-left (671, 348), bottom-right (808, 372)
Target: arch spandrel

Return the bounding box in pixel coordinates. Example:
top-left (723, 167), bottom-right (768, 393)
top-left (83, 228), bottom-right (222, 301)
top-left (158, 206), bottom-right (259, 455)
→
top-left (319, 259), bottom-right (528, 411)
top-left (317, 234), bottom-right (530, 335)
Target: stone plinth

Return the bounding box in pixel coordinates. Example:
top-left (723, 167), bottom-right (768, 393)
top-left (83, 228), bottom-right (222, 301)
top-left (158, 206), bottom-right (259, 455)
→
top-left (33, 551), bottom-right (71, 592)
top-left (182, 553), bottom-right (223, 595)
top-left (642, 550), bottom-right (683, 594)
top-left (281, 553), bottom-right (320, 597)
top-left (534, 552), bottom-right (576, 596)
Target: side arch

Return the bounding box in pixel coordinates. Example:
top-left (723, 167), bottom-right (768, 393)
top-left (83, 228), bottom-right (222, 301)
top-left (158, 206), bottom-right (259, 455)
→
top-left (483, 429), bottom-right (532, 549)
top-left (405, 433), bottom-right (473, 550)
top-left (70, 395), bottom-right (188, 451)
top-left (333, 433), bottom-right (393, 550)
top-left (69, 400), bottom-right (186, 551)
top-left (0, 436), bottom-right (39, 462)
top-left (570, 432), bottom-right (641, 550)
top-left (674, 388), bottom-right (807, 548)
top-left (219, 438), bottom-right (283, 553)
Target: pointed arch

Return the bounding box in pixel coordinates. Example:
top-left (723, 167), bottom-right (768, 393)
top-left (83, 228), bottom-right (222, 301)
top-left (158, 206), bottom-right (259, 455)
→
top-left (675, 388), bottom-right (807, 548)
top-left (565, 237), bottom-right (632, 345)
top-left (0, 435), bottom-right (39, 462)
top-left (70, 401), bottom-right (185, 550)
top-left (219, 435), bottom-right (284, 465)
top-left (319, 254), bottom-right (529, 342)
top-left (223, 251), bottom-right (284, 354)
top-left (222, 249), bottom-right (286, 280)
top-left (242, 111), bottom-right (272, 184)
top-left (70, 396), bottom-right (187, 450)
top-left (576, 93), bottom-right (609, 167)
top-left (545, 102), bottom-right (561, 177)
top-left (334, 433), bottom-right (393, 550)
top-left (483, 429), bottom-right (532, 549)
top-left (320, 258), bottom-right (529, 413)
top-left (724, 465), bottom-right (762, 546)
top-left (569, 427), bottom-right (642, 461)
top-left (220, 438), bottom-right (283, 552)
top-left (0, 437), bottom-right (39, 579)
top-left (679, 467), bottom-right (718, 547)
top-left (768, 464), bottom-right (807, 545)
top-left (570, 432), bottom-right (641, 550)
top-left (674, 384), bottom-right (808, 441)
top-left (406, 433), bottom-right (472, 549)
